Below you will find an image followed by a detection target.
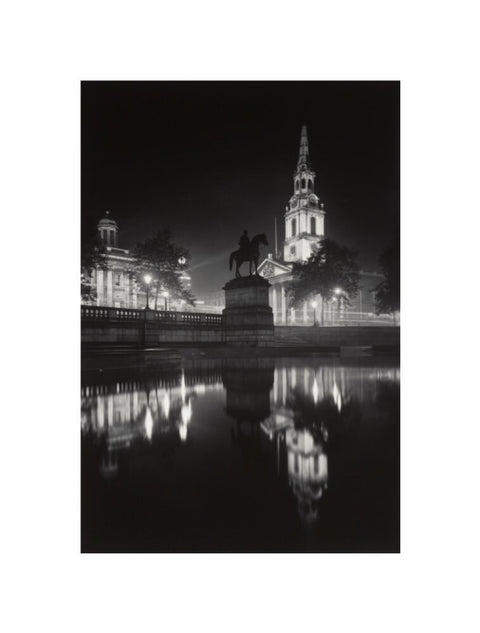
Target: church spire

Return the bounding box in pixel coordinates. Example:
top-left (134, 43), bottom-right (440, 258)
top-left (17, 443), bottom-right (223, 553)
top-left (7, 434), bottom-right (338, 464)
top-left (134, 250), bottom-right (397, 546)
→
top-left (297, 125), bottom-right (310, 170)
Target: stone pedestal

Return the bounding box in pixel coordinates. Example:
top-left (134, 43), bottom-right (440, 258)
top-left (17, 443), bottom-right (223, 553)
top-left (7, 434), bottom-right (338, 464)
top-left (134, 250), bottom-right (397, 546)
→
top-left (222, 276), bottom-right (274, 346)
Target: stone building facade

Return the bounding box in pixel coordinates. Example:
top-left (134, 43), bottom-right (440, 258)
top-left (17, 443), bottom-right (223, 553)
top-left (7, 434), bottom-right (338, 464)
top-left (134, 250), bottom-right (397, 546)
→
top-left (90, 212), bottom-right (139, 308)
top-left (84, 211), bottom-right (191, 310)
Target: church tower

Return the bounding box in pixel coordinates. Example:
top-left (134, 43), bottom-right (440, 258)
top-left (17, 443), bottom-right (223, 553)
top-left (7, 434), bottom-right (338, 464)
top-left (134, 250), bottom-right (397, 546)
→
top-left (283, 126), bottom-right (325, 262)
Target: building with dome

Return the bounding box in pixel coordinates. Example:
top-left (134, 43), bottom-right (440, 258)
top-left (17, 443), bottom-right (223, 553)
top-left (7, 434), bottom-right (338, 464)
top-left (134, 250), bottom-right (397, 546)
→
top-left (87, 211), bottom-right (139, 308)
top-left (83, 211), bottom-right (192, 309)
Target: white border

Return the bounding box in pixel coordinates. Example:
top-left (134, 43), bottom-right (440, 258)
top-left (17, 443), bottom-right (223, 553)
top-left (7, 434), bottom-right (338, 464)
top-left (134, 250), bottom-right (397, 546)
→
top-left (2, 1), bottom-right (479, 632)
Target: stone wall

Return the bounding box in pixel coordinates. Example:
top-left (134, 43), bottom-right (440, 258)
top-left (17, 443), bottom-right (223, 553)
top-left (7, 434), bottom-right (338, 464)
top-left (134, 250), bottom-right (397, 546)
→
top-left (274, 325), bottom-right (400, 349)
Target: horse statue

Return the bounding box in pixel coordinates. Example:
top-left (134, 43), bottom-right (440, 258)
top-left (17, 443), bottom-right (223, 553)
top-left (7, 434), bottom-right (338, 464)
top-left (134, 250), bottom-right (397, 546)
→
top-left (229, 233), bottom-right (268, 278)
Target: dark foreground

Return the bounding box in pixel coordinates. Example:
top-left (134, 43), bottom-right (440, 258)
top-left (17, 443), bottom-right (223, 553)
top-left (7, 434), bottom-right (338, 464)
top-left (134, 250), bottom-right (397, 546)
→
top-left (81, 354), bottom-right (400, 552)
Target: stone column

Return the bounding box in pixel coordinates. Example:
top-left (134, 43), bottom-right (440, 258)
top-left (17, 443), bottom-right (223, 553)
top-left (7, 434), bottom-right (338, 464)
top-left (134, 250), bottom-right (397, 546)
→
top-left (96, 269), bottom-right (104, 306)
top-left (291, 307), bottom-right (296, 324)
top-left (271, 286), bottom-right (277, 324)
top-left (125, 273), bottom-right (130, 308)
top-left (281, 285), bottom-right (286, 324)
top-left (106, 270), bottom-right (113, 307)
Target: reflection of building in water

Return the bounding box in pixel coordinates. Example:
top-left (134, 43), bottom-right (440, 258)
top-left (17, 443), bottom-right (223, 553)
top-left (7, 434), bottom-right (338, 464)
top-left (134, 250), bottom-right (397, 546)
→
top-left (81, 368), bottom-right (223, 469)
top-left (262, 362), bottom-right (399, 523)
top-left (286, 428), bottom-right (328, 523)
top-left (270, 362), bottom-right (400, 412)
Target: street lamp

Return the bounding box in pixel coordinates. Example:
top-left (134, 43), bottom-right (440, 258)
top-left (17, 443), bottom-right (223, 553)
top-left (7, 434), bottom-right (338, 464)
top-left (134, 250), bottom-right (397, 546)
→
top-left (163, 290), bottom-right (169, 311)
top-left (311, 300), bottom-right (318, 327)
top-left (144, 274), bottom-right (152, 310)
top-left (334, 287), bottom-right (343, 324)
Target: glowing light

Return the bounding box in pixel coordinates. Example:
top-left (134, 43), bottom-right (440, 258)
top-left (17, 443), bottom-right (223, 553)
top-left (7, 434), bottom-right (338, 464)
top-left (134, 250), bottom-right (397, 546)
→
top-left (162, 290), bottom-right (169, 298)
top-left (334, 287), bottom-right (342, 295)
top-left (178, 256), bottom-right (186, 265)
top-left (144, 274), bottom-right (152, 285)
top-left (144, 406), bottom-right (153, 440)
top-left (312, 378), bottom-right (319, 404)
top-left (311, 300), bottom-right (317, 308)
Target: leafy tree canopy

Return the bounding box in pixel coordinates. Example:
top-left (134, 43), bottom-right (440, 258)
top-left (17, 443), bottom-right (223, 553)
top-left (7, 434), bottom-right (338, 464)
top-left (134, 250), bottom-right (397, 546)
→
top-left (134, 227), bottom-right (195, 307)
top-left (288, 238), bottom-right (360, 309)
top-left (374, 238), bottom-right (400, 315)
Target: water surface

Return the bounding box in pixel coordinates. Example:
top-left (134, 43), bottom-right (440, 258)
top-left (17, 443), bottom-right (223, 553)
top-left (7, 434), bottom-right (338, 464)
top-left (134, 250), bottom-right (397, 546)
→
top-left (81, 356), bottom-right (399, 552)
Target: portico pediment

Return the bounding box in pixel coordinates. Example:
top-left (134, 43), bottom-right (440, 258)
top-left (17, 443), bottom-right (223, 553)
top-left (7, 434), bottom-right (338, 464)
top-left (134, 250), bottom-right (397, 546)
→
top-left (257, 258), bottom-right (292, 279)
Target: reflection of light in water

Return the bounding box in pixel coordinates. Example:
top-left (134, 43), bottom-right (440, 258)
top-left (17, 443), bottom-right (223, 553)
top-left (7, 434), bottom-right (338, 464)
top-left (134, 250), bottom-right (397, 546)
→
top-left (181, 400), bottom-right (192, 425)
top-left (163, 392), bottom-right (170, 419)
top-left (181, 371), bottom-right (186, 402)
top-left (179, 400), bottom-right (192, 442)
top-left (312, 378), bottom-right (319, 404)
top-left (194, 384), bottom-right (206, 395)
top-left (332, 380), bottom-right (342, 412)
top-left (144, 406), bottom-right (153, 440)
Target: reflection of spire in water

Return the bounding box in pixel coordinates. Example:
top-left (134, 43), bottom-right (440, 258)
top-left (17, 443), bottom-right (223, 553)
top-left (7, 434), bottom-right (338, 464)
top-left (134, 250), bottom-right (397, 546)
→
top-left (144, 405), bottom-right (153, 440)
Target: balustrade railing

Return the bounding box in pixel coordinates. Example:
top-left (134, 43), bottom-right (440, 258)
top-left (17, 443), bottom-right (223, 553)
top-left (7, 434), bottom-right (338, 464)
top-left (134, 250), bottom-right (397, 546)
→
top-left (81, 305), bottom-right (223, 326)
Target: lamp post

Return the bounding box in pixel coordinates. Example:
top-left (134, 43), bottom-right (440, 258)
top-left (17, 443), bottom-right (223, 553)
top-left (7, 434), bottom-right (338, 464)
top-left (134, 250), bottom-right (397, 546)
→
top-left (144, 274), bottom-right (152, 310)
top-left (163, 290), bottom-right (169, 311)
top-left (334, 287), bottom-right (342, 324)
top-left (311, 300), bottom-right (318, 327)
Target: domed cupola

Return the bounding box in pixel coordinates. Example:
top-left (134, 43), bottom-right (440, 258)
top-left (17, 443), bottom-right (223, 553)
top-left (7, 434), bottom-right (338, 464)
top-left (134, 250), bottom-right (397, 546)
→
top-left (97, 211), bottom-right (118, 247)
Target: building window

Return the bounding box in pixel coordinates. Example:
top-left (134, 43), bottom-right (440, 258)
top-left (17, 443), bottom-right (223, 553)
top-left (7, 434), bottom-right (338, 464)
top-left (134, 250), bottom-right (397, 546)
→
top-left (290, 245), bottom-right (296, 256)
top-left (308, 179), bottom-right (312, 191)
top-left (109, 231), bottom-right (115, 245)
top-left (115, 273), bottom-right (121, 286)
top-left (295, 180), bottom-right (299, 191)
top-left (301, 178), bottom-right (306, 189)
top-left (310, 217), bottom-right (316, 234)
top-left (314, 454), bottom-right (319, 474)
top-left (291, 218), bottom-right (296, 236)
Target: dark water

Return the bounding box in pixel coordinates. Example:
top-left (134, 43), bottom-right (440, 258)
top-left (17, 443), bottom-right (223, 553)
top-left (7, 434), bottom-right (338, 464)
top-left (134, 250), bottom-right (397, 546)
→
top-left (81, 356), bottom-right (400, 553)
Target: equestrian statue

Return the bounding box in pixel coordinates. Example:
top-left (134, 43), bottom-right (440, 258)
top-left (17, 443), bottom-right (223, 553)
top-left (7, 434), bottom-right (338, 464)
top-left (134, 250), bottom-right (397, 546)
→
top-left (229, 230), bottom-right (269, 278)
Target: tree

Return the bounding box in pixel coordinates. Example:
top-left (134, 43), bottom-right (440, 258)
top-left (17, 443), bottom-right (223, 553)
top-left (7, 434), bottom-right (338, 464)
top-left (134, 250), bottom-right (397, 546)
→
top-left (81, 219), bottom-right (106, 303)
top-left (288, 238), bottom-right (360, 325)
top-left (374, 238), bottom-right (400, 317)
top-left (133, 227), bottom-right (195, 309)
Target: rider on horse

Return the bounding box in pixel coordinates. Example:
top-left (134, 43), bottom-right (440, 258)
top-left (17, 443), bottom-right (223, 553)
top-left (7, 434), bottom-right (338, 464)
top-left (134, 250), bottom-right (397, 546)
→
top-left (239, 230), bottom-right (250, 256)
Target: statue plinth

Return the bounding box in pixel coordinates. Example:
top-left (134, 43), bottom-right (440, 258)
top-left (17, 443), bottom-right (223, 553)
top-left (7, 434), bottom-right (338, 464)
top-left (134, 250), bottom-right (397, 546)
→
top-left (222, 276), bottom-right (274, 346)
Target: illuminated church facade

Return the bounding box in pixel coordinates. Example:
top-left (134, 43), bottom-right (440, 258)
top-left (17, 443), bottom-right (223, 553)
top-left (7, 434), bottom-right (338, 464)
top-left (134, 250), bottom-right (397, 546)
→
top-left (257, 126), bottom-right (380, 325)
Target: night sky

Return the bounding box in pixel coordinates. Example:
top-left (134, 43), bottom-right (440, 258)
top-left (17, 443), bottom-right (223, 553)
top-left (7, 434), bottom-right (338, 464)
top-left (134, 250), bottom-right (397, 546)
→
top-left (81, 81), bottom-right (399, 294)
